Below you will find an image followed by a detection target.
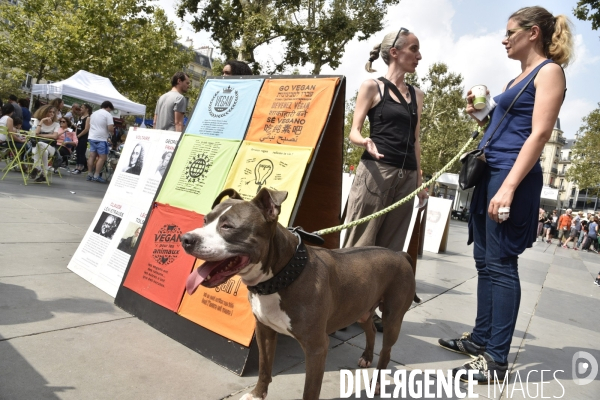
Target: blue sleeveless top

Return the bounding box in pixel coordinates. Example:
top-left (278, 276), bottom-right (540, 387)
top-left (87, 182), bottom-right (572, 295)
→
top-left (479, 59), bottom-right (553, 173)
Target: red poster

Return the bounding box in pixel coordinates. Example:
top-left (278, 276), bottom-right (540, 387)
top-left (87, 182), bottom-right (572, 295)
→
top-left (123, 203), bottom-right (204, 311)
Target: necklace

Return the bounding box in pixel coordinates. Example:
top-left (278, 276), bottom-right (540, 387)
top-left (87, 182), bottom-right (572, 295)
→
top-left (385, 76), bottom-right (410, 99)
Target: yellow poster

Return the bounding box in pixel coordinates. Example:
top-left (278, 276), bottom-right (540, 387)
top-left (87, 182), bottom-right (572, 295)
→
top-left (222, 141), bottom-right (313, 226)
top-left (245, 78), bottom-right (339, 148)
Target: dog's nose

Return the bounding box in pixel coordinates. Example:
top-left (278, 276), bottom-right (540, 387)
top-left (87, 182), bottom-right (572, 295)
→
top-left (181, 233), bottom-right (196, 250)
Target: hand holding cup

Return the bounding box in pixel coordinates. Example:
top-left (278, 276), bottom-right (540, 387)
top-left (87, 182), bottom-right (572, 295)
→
top-left (471, 85), bottom-right (488, 110)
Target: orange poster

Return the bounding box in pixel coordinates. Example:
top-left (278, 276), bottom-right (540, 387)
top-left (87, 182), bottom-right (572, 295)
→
top-left (245, 78), bottom-right (339, 148)
top-left (122, 203), bottom-right (203, 311)
top-left (178, 259), bottom-right (256, 346)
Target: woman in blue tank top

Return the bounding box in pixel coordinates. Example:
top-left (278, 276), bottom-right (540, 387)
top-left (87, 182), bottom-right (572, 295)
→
top-left (438, 6), bottom-right (574, 383)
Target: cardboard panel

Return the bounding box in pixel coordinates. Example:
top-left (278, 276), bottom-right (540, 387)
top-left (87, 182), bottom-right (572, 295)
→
top-left (122, 203), bottom-right (202, 311)
top-left (222, 141), bottom-right (313, 227)
top-left (185, 79), bottom-right (264, 140)
top-left (244, 78), bottom-right (339, 148)
top-left (68, 128), bottom-right (181, 297)
top-left (178, 260), bottom-right (256, 347)
top-left (156, 135), bottom-right (240, 215)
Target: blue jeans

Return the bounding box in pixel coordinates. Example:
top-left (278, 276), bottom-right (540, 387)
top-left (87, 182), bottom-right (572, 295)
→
top-left (469, 167), bottom-right (541, 364)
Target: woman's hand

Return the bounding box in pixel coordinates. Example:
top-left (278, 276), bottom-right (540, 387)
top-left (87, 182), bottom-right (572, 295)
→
top-left (466, 89), bottom-right (489, 127)
top-left (488, 184), bottom-right (514, 223)
top-left (363, 137), bottom-right (384, 160)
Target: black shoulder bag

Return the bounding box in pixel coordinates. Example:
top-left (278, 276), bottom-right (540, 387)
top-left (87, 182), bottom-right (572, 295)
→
top-left (459, 70), bottom-right (540, 190)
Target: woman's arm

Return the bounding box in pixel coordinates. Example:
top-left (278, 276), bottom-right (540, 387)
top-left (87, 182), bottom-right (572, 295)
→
top-left (78, 117), bottom-right (90, 138)
top-left (349, 80), bottom-right (381, 159)
top-left (413, 87), bottom-right (428, 203)
top-left (488, 63), bottom-right (566, 222)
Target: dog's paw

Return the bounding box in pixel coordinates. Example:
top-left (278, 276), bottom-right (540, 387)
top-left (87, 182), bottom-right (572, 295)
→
top-left (357, 357), bottom-right (372, 368)
top-left (239, 393), bottom-right (265, 400)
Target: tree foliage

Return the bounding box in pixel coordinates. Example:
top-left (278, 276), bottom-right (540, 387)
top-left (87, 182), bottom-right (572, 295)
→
top-left (342, 92), bottom-right (369, 172)
top-left (574, 0), bottom-right (600, 30)
top-left (0, 0), bottom-right (194, 116)
top-left (566, 104), bottom-right (600, 190)
top-left (418, 63), bottom-right (477, 178)
top-left (177, 0), bottom-right (401, 74)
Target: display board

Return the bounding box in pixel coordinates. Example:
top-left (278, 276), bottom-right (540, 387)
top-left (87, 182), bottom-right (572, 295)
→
top-left (115, 75), bottom-right (345, 375)
top-left (67, 128), bottom-right (181, 296)
top-left (423, 197), bottom-right (453, 254)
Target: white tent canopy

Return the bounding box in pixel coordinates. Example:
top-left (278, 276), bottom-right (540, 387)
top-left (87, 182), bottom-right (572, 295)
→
top-left (31, 70), bottom-right (146, 116)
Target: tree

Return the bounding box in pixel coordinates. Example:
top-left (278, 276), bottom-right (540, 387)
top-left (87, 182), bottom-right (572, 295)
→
top-left (0, 0), bottom-right (194, 117)
top-left (566, 104), bottom-right (600, 191)
top-left (574, 0), bottom-right (600, 30)
top-left (177, 0), bottom-right (401, 74)
top-left (418, 63), bottom-right (477, 178)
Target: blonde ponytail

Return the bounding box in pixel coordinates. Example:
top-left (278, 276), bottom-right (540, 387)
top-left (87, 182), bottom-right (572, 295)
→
top-left (548, 15), bottom-right (574, 67)
top-left (365, 44), bottom-right (382, 73)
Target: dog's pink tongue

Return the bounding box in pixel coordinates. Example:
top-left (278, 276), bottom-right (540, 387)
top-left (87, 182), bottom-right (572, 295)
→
top-left (185, 262), bottom-right (215, 295)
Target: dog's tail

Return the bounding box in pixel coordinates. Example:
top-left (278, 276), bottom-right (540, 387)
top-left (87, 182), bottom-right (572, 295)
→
top-left (400, 251), bottom-right (421, 304)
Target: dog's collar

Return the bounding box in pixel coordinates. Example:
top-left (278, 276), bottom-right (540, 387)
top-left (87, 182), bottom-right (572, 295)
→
top-left (247, 232), bottom-right (308, 296)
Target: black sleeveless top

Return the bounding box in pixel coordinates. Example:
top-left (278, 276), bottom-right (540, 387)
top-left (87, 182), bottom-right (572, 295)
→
top-left (76, 116), bottom-right (88, 137)
top-left (361, 78), bottom-right (418, 170)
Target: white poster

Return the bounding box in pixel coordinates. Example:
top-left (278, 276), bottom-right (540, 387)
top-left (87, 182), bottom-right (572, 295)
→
top-left (68, 128), bottom-right (181, 296)
top-left (423, 197), bottom-right (453, 254)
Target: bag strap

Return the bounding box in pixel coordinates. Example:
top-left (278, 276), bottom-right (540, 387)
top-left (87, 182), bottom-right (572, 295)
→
top-left (378, 77), bottom-right (417, 116)
top-left (481, 68), bottom-right (540, 150)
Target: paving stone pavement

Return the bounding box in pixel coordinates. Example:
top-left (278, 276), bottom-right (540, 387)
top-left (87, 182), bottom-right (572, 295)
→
top-left (0, 167), bottom-right (598, 400)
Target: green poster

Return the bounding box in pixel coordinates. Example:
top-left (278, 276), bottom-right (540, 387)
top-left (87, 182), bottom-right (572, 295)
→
top-left (156, 135), bottom-right (241, 215)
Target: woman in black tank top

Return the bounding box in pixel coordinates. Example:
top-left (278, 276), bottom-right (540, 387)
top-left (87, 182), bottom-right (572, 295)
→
top-left (72, 103), bottom-right (92, 174)
top-left (342, 28), bottom-right (427, 330)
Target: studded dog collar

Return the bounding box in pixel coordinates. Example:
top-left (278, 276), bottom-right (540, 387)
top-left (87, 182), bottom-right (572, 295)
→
top-left (246, 232), bottom-right (308, 296)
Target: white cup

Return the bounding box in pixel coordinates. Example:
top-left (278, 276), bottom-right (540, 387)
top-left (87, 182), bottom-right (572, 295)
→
top-left (471, 85), bottom-right (487, 110)
top-left (498, 207), bottom-right (510, 221)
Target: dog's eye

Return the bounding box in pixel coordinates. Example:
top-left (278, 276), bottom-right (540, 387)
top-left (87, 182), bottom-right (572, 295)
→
top-left (221, 223), bottom-right (233, 230)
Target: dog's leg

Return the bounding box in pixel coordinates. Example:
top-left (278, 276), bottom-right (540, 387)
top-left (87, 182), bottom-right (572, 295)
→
top-left (299, 333), bottom-right (329, 400)
top-left (357, 317), bottom-right (376, 368)
top-left (374, 307), bottom-right (406, 396)
top-left (243, 321), bottom-right (278, 400)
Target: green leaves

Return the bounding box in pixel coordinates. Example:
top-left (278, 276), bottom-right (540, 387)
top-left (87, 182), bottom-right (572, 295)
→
top-left (0, 0), bottom-right (194, 117)
top-left (177, 0), bottom-right (400, 74)
top-left (574, 0), bottom-right (600, 30)
top-left (566, 104), bottom-right (600, 190)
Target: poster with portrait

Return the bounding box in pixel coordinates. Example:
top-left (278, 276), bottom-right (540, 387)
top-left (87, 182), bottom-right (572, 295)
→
top-left (156, 135), bottom-right (241, 215)
top-left (185, 79), bottom-right (264, 140)
top-left (244, 78), bottom-right (339, 148)
top-left (222, 141), bottom-right (313, 226)
top-left (67, 128), bottom-right (182, 296)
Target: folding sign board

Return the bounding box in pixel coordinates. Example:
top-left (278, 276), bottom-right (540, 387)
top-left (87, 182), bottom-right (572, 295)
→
top-left (115, 76), bottom-right (345, 375)
top-left (68, 128), bottom-right (181, 296)
top-left (185, 79), bottom-right (264, 140)
top-left (156, 135), bottom-right (241, 215)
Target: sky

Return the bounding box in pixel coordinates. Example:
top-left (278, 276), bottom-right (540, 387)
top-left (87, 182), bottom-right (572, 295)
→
top-left (155, 0), bottom-right (600, 139)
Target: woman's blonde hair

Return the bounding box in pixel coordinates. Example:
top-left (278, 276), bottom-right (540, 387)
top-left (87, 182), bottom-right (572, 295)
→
top-left (510, 6), bottom-right (574, 67)
top-left (33, 105), bottom-right (58, 122)
top-left (365, 28), bottom-right (412, 73)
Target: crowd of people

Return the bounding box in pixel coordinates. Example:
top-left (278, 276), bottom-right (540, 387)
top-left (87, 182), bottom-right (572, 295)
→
top-left (539, 208), bottom-right (600, 252)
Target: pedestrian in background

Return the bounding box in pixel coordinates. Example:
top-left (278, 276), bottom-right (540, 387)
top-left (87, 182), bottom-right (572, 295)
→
top-left (7, 95), bottom-right (22, 122)
top-left (153, 72), bottom-right (190, 132)
top-left (556, 208), bottom-right (572, 246)
top-left (438, 6), bottom-right (573, 383)
top-left (18, 99), bottom-right (31, 131)
top-left (72, 104), bottom-right (92, 174)
top-left (86, 101), bottom-right (114, 183)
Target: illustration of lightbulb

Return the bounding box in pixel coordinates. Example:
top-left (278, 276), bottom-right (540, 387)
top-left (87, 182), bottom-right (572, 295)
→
top-left (254, 159), bottom-right (274, 193)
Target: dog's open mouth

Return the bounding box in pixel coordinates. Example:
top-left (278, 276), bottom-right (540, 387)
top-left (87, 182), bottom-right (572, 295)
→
top-left (186, 255), bottom-right (250, 293)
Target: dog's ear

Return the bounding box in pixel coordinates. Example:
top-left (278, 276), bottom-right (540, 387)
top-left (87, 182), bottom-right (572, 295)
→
top-left (212, 188), bottom-right (243, 209)
top-left (252, 188), bottom-right (288, 222)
